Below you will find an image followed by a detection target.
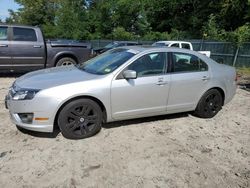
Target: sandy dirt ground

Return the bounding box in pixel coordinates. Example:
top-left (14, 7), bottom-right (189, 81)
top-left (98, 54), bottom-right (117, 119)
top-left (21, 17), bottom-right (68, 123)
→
top-left (0, 77), bottom-right (249, 188)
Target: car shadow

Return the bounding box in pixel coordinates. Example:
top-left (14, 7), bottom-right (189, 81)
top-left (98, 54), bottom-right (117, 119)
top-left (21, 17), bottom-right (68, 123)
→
top-left (0, 73), bottom-right (25, 78)
top-left (103, 112), bottom-right (189, 129)
top-left (15, 113), bottom-right (189, 139)
top-left (16, 126), bottom-right (60, 139)
top-left (239, 84), bottom-right (250, 92)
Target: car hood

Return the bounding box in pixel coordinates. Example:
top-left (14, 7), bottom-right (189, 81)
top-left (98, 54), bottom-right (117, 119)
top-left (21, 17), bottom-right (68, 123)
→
top-left (14, 65), bottom-right (99, 90)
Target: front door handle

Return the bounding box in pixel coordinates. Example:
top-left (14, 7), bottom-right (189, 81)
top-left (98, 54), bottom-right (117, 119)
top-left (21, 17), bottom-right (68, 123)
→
top-left (156, 77), bottom-right (168, 85)
top-left (33, 45), bottom-right (41, 48)
top-left (0, 44), bottom-right (8, 47)
top-left (202, 76), bottom-right (210, 81)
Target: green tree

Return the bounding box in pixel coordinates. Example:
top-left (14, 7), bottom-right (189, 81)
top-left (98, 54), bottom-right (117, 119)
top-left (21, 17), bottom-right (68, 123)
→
top-left (4, 0), bottom-right (250, 41)
top-left (111, 26), bottom-right (134, 40)
top-left (12, 0), bottom-right (57, 26)
top-left (54, 0), bottom-right (89, 40)
top-left (219, 0), bottom-right (249, 31)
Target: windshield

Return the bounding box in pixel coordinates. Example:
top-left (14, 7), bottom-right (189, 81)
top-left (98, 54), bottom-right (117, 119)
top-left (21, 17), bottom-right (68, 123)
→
top-left (104, 42), bottom-right (119, 49)
top-left (78, 48), bottom-right (135, 75)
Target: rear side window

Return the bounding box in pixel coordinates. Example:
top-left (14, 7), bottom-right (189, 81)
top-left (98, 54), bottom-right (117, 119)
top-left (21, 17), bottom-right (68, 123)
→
top-left (13, 27), bottom-right (37, 41)
top-left (172, 52), bottom-right (208, 72)
top-left (0, 27), bottom-right (8, 40)
top-left (117, 43), bottom-right (125, 47)
top-left (127, 43), bottom-right (137, 46)
top-left (170, 43), bottom-right (180, 48)
top-left (181, 43), bottom-right (191, 49)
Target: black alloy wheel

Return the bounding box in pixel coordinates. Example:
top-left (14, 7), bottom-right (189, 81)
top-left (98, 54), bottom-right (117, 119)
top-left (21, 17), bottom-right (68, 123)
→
top-left (58, 99), bottom-right (102, 139)
top-left (194, 89), bottom-right (223, 118)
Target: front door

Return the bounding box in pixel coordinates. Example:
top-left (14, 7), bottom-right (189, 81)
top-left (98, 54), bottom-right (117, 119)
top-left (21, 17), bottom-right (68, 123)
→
top-left (111, 52), bottom-right (170, 120)
top-left (0, 26), bottom-right (12, 71)
top-left (10, 27), bottom-right (45, 72)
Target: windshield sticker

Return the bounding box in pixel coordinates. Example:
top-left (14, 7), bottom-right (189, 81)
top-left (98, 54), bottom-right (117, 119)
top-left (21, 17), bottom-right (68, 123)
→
top-left (104, 68), bottom-right (111, 73)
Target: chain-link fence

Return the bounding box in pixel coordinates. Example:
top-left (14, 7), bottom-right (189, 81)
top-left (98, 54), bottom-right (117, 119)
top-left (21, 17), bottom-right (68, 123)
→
top-left (89, 40), bottom-right (250, 67)
top-left (191, 41), bottom-right (250, 67)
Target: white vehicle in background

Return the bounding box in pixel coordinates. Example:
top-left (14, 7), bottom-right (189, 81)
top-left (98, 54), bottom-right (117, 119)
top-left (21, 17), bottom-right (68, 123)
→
top-left (152, 41), bottom-right (211, 57)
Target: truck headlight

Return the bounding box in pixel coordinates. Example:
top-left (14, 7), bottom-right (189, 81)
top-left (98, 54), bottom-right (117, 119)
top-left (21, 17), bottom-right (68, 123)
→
top-left (13, 89), bottom-right (40, 100)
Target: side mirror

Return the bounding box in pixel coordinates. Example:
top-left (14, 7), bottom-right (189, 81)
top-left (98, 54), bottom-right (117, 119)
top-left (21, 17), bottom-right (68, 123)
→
top-left (123, 70), bottom-right (137, 79)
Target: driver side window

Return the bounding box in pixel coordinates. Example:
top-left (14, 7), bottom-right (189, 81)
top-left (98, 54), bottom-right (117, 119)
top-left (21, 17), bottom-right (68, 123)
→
top-left (127, 52), bottom-right (166, 77)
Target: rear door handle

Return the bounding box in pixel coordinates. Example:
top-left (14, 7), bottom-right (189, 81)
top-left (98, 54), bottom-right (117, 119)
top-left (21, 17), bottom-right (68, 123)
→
top-left (202, 76), bottom-right (210, 81)
top-left (156, 82), bottom-right (168, 86)
top-left (33, 45), bottom-right (41, 48)
top-left (0, 44), bottom-right (8, 47)
top-left (156, 77), bottom-right (168, 85)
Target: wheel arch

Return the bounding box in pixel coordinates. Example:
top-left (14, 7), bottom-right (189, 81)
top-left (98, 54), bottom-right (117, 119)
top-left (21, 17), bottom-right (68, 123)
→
top-left (199, 87), bottom-right (225, 106)
top-left (54, 53), bottom-right (78, 66)
top-left (212, 87), bottom-right (225, 106)
top-left (54, 95), bottom-right (107, 129)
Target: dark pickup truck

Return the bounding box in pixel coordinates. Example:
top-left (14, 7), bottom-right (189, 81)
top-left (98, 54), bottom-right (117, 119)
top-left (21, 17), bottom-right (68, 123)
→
top-left (0, 24), bottom-right (92, 72)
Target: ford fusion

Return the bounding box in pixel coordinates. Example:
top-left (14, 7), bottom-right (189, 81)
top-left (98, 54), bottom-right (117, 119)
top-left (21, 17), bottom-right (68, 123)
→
top-left (5, 47), bottom-right (237, 139)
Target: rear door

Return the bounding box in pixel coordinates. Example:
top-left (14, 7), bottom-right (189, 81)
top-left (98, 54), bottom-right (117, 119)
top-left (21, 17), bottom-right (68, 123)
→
top-left (167, 52), bottom-right (210, 112)
top-left (10, 27), bottom-right (45, 71)
top-left (0, 26), bottom-right (12, 70)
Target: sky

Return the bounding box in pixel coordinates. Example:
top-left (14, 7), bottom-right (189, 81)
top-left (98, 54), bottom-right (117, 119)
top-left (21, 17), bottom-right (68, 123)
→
top-left (0, 0), bottom-right (20, 21)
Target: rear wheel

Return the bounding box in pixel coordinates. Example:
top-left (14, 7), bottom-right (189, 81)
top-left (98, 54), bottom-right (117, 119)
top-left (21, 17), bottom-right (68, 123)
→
top-left (56, 57), bottom-right (76, 66)
top-left (58, 99), bottom-right (102, 139)
top-left (194, 89), bottom-right (223, 118)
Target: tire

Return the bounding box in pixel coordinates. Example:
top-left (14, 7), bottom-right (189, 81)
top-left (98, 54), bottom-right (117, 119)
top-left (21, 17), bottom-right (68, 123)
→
top-left (58, 99), bottom-right (102, 139)
top-left (56, 57), bottom-right (77, 66)
top-left (194, 89), bottom-right (223, 118)
top-left (16, 125), bottom-right (25, 132)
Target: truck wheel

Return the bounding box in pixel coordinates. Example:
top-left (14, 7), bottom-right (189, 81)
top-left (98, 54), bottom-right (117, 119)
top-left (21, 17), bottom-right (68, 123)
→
top-left (58, 98), bottom-right (102, 139)
top-left (56, 57), bottom-right (77, 66)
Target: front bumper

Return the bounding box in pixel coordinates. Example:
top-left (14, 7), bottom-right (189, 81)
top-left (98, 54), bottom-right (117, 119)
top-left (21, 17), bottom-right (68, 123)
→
top-left (5, 93), bottom-right (55, 133)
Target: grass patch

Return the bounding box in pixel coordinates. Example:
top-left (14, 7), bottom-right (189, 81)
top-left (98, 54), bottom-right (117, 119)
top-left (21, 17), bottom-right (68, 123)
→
top-left (237, 67), bottom-right (250, 84)
top-left (237, 67), bottom-right (250, 76)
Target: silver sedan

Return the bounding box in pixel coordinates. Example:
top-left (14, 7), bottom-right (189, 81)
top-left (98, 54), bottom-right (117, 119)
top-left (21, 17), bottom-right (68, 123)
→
top-left (5, 46), bottom-right (237, 139)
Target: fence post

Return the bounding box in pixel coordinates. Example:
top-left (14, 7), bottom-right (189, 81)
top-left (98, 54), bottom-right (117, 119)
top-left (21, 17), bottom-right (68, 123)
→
top-left (233, 47), bottom-right (239, 67)
top-left (200, 39), bottom-right (204, 51)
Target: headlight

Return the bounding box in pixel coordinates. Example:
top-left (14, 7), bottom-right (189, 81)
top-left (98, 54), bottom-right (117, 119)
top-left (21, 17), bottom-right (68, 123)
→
top-left (12, 89), bottom-right (40, 100)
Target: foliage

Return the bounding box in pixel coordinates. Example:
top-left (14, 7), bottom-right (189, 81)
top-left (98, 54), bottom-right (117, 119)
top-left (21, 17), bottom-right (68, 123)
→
top-left (3, 0), bottom-right (250, 42)
top-left (10, 0), bottom-right (57, 26)
top-left (111, 27), bottom-right (134, 40)
top-left (142, 31), bottom-right (170, 41)
top-left (232, 24), bottom-right (250, 47)
top-left (202, 14), bottom-right (223, 41)
top-left (54, 0), bottom-right (89, 40)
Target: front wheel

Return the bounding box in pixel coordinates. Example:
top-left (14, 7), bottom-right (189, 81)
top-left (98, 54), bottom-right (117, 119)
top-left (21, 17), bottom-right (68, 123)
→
top-left (58, 99), bottom-right (102, 139)
top-left (194, 89), bottom-right (223, 118)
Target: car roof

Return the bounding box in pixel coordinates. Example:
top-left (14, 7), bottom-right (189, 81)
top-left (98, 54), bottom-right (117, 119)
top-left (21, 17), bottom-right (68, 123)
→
top-left (114, 41), bottom-right (139, 44)
top-left (120, 46), bottom-right (212, 60)
top-left (0, 24), bottom-right (39, 29)
top-left (121, 45), bottom-right (191, 52)
top-left (155, 41), bottom-right (191, 44)
top-left (120, 45), bottom-right (155, 53)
